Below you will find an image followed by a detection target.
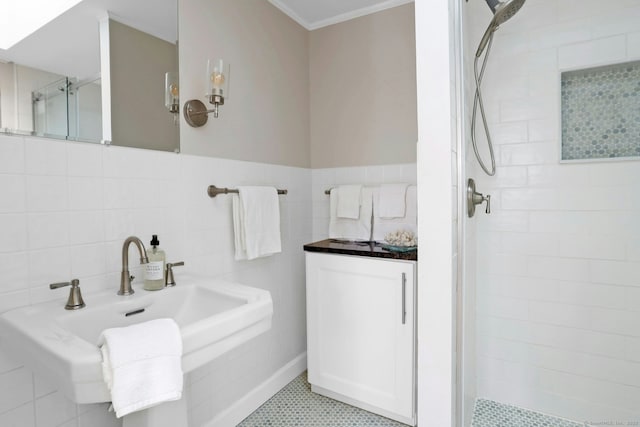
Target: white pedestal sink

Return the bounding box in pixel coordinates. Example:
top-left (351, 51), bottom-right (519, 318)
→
top-left (0, 274), bottom-right (273, 427)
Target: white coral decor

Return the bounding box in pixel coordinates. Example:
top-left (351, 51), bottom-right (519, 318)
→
top-left (384, 230), bottom-right (417, 247)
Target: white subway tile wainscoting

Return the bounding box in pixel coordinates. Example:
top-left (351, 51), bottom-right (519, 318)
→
top-left (0, 134), bottom-right (312, 427)
top-left (0, 133), bottom-right (417, 426)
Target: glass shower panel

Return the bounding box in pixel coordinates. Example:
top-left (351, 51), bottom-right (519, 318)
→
top-left (71, 77), bottom-right (102, 141)
top-left (32, 77), bottom-right (71, 138)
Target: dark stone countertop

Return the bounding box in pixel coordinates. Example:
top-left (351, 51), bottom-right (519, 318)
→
top-left (303, 239), bottom-right (417, 261)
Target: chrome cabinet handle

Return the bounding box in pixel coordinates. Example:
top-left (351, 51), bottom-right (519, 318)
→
top-left (401, 273), bottom-right (407, 325)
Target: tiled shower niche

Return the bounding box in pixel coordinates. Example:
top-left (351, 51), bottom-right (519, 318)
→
top-left (561, 60), bottom-right (640, 161)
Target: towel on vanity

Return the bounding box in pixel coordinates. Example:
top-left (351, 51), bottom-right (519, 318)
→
top-left (329, 187), bottom-right (373, 241)
top-left (372, 185), bottom-right (418, 242)
top-left (336, 185), bottom-right (363, 219)
top-left (378, 183), bottom-right (409, 218)
top-left (233, 186), bottom-right (282, 260)
top-left (99, 318), bottom-right (183, 418)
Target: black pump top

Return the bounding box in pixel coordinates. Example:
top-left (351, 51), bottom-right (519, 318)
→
top-left (150, 235), bottom-right (160, 247)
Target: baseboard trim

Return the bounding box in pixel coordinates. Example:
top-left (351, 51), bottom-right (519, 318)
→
top-left (204, 352), bottom-right (307, 427)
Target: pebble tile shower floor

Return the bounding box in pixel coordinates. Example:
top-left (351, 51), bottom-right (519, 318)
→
top-left (237, 372), bottom-right (407, 427)
top-left (471, 398), bottom-right (583, 427)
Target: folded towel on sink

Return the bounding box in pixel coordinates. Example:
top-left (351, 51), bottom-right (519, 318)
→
top-left (99, 318), bottom-right (183, 418)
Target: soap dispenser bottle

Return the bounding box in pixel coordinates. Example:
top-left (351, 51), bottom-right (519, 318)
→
top-left (144, 235), bottom-right (166, 291)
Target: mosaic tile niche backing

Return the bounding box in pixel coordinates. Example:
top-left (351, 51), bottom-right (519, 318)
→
top-left (561, 60), bottom-right (640, 161)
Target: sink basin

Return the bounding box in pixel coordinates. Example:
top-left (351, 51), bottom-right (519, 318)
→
top-left (0, 274), bottom-right (273, 404)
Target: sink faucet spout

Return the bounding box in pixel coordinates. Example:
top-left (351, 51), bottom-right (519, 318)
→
top-left (118, 236), bottom-right (149, 296)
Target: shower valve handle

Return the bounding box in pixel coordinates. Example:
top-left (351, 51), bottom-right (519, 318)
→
top-left (467, 178), bottom-right (491, 218)
top-left (484, 194), bottom-right (491, 214)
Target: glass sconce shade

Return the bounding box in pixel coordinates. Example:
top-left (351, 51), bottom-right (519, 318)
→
top-left (183, 58), bottom-right (230, 126)
top-left (206, 58), bottom-right (229, 102)
top-left (165, 72), bottom-right (179, 113)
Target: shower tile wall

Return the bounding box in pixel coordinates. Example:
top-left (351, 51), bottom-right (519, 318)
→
top-left (0, 135), bottom-right (311, 427)
top-left (466, 0), bottom-right (640, 424)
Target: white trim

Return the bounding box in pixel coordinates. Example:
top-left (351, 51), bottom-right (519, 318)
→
top-left (98, 14), bottom-right (112, 145)
top-left (203, 352), bottom-right (307, 427)
top-left (267, 0), bottom-right (313, 29)
top-left (415, 0), bottom-right (457, 425)
top-left (268, 0), bottom-right (414, 31)
top-left (307, 0), bottom-right (414, 30)
top-left (559, 155), bottom-right (640, 164)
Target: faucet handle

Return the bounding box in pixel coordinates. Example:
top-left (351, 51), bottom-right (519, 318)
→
top-left (50, 279), bottom-right (85, 310)
top-left (467, 178), bottom-right (492, 217)
top-left (165, 262), bottom-right (184, 287)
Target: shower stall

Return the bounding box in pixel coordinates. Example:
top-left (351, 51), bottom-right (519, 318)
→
top-left (32, 77), bottom-right (75, 138)
top-left (415, 1), bottom-right (640, 426)
top-left (461, 0), bottom-right (640, 425)
top-left (32, 76), bottom-right (102, 141)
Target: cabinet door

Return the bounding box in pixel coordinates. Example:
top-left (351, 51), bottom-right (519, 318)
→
top-left (306, 252), bottom-right (415, 420)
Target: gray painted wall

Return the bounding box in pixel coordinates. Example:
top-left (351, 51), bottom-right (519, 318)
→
top-left (179, 0), bottom-right (311, 167)
top-left (179, 0), bottom-right (417, 169)
top-left (110, 19), bottom-right (179, 152)
top-left (310, 4), bottom-right (417, 168)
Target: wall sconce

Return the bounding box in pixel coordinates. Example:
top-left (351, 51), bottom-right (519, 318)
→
top-left (184, 58), bottom-right (230, 127)
top-left (165, 72), bottom-right (180, 126)
top-left (165, 72), bottom-right (179, 114)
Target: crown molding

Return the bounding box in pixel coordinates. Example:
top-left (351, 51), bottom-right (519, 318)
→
top-left (268, 0), bottom-right (414, 31)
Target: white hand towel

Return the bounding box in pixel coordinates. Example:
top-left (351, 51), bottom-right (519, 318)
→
top-left (378, 183), bottom-right (410, 218)
top-left (233, 186), bottom-right (282, 260)
top-left (372, 185), bottom-right (417, 242)
top-left (99, 318), bottom-right (183, 418)
top-left (336, 185), bottom-right (362, 219)
top-left (329, 187), bottom-right (373, 241)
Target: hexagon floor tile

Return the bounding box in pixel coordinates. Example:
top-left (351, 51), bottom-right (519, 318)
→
top-left (237, 372), bottom-right (408, 427)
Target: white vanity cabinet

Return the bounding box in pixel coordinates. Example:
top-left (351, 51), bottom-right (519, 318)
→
top-left (305, 251), bottom-right (416, 425)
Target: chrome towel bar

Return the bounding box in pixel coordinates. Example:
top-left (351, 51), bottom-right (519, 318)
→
top-left (207, 185), bottom-right (288, 198)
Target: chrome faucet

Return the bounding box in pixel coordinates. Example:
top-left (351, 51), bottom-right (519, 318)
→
top-left (118, 236), bottom-right (149, 296)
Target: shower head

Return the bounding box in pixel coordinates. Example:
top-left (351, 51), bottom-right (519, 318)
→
top-left (486, 0), bottom-right (526, 25)
top-left (475, 0), bottom-right (526, 57)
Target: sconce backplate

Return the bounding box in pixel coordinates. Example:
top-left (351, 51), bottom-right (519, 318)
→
top-left (184, 99), bottom-right (208, 128)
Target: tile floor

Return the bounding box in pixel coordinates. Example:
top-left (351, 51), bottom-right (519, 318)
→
top-left (237, 372), bottom-right (408, 427)
top-left (471, 398), bottom-right (582, 427)
top-left (236, 372), bottom-right (584, 427)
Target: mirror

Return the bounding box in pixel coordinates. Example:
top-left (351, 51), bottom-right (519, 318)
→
top-left (0, 0), bottom-right (179, 152)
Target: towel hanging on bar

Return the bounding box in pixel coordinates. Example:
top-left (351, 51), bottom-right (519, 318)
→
top-left (232, 186), bottom-right (282, 260)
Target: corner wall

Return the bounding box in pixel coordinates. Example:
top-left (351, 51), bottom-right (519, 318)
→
top-left (179, 0), bottom-right (311, 168)
top-left (309, 3), bottom-right (417, 169)
top-left (415, 0), bottom-right (457, 425)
